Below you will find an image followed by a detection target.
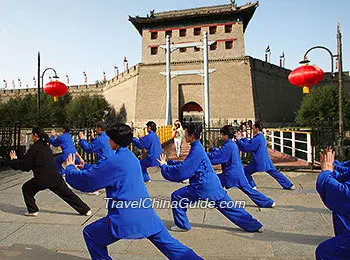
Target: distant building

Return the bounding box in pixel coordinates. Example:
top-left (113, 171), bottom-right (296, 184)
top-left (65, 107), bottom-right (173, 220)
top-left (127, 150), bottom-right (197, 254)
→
top-left (2, 2), bottom-right (348, 127)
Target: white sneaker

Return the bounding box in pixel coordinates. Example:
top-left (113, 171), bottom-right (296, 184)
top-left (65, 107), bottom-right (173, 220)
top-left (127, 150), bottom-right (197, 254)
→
top-left (252, 186), bottom-right (257, 190)
top-left (257, 226), bottom-right (264, 233)
top-left (181, 179), bottom-right (189, 183)
top-left (145, 180), bottom-right (151, 184)
top-left (170, 225), bottom-right (189, 232)
top-left (271, 202), bottom-right (276, 208)
top-left (88, 191), bottom-right (100, 196)
top-left (85, 210), bottom-right (92, 216)
top-left (24, 212), bottom-right (38, 217)
top-left (288, 185), bottom-right (296, 190)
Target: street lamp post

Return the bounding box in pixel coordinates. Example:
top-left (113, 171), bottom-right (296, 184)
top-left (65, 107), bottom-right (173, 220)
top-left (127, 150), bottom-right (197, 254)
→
top-left (298, 23), bottom-right (344, 158)
top-left (37, 52), bottom-right (59, 126)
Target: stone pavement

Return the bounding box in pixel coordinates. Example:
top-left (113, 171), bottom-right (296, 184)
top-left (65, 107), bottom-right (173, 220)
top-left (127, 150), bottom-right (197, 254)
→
top-left (0, 142), bottom-right (332, 259)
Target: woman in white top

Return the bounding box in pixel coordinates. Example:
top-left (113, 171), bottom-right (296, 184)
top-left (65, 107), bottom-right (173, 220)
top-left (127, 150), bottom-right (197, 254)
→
top-left (172, 120), bottom-right (184, 158)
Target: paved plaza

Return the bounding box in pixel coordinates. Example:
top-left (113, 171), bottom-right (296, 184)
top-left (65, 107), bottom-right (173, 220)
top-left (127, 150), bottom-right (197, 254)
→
top-left (0, 163), bottom-right (332, 260)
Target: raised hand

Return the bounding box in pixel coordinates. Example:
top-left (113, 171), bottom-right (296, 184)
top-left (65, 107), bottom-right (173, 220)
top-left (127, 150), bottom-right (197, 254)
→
top-left (157, 153), bottom-right (167, 166)
top-left (75, 152), bottom-right (85, 169)
top-left (66, 153), bottom-right (76, 167)
top-left (79, 131), bottom-right (85, 139)
top-left (320, 147), bottom-right (335, 172)
top-left (10, 150), bottom-right (17, 160)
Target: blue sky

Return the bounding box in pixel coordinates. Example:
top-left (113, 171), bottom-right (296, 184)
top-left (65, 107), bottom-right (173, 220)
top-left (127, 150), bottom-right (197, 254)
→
top-left (0, 0), bottom-right (349, 88)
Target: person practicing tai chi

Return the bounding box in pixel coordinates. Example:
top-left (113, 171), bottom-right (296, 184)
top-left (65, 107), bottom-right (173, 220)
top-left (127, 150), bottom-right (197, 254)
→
top-left (64, 124), bottom-right (202, 260)
top-left (207, 125), bottom-right (275, 208)
top-left (315, 148), bottom-right (350, 260)
top-left (158, 123), bottom-right (263, 233)
top-left (172, 120), bottom-right (184, 158)
top-left (79, 121), bottom-right (114, 162)
top-left (132, 121), bottom-right (162, 183)
top-left (79, 121), bottom-right (114, 195)
top-left (9, 127), bottom-right (91, 217)
top-left (236, 121), bottom-right (295, 190)
top-left (50, 125), bottom-right (79, 175)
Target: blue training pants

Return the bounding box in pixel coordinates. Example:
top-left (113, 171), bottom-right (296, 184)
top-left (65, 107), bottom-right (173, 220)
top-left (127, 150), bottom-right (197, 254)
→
top-left (244, 163), bottom-right (293, 189)
top-left (315, 233), bottom-right (350, 260)
top-left (171, 186), bottom-right (262, 232)
top-left (140, 158), bottom-right (159, 182)
top-left (83, 217), bottom-right (203, 260)
top-left (217, 173), bottom-right (274, 208)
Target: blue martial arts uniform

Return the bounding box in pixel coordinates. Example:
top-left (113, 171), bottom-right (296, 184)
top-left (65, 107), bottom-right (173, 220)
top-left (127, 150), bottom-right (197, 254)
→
top-left (315, 168), bottom-right (350, 260)
top-left (236, 133), bottom-right (293, 189)
top-left (65, 147), bottom-right (202, 260)
top-left (334, 160), bottom-right (350, 174)
top-left (50, 132), bottom-right (79, 175)
top-left (160, 140), bottom-right (263, 232)
top-left (207, 139), bottom-right (274, 208)
top-left (79, 131), bottom-right (114, 162)
top-left (132, 131), bottom-right (162, 182)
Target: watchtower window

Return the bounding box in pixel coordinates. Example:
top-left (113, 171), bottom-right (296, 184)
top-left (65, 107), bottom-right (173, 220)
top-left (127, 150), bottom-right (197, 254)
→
top-left (151, 47), bottom-right (158, 55)
top-left (151, 31), bottom-right (158, 39)
top-left (210, 42), bottom-right (217, 51)
top-left (179, 29), bottom-right (186, 37)
top-left (209, 26), bottom-right (217, 34)
top-left (225, 24), bottom-right (232, 33)
top-left (165, 30), bottom-right (172, 38)
top-left (225, 41), bottom-right (233, 49)
top-left (194, 27), bottom-right (201, 36)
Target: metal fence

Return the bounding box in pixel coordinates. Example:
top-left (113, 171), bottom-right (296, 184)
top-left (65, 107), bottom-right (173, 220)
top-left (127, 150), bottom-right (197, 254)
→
top-left (0, 121), bottom-right (22, 167)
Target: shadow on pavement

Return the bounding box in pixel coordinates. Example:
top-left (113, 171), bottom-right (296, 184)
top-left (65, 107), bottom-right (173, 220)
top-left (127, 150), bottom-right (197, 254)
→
top-left (232, 229), bottom-right (331, 246)
top-left (162, 219), bottom-right (244, 233)
top-left (275, 204), bottom-right (331, 214)
top-left (0, 203), bottom-right (80, 216)
top-left (0, 244), bottom-right (89, 260)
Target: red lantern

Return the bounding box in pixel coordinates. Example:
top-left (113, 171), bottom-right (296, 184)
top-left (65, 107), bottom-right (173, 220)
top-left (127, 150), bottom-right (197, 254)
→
top-left (44, 80), bottom-right (68, 101)
top-left (288, 64), bottom-right (324, 94)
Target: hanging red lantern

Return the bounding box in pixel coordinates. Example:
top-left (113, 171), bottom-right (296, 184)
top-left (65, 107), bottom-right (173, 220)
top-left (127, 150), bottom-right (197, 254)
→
top-left (288, 64), bottom-right (324, 94)
top-left (44, 80), bottom-right (68, 102)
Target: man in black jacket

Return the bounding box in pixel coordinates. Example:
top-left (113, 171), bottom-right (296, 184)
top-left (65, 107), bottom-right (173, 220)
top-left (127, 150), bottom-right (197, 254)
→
top-left (10, 127), bottom-right (91, 217)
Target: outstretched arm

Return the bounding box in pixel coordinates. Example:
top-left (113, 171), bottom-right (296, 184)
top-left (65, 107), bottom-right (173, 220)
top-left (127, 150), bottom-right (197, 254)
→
top-left (236, 137), bottom-right (259, 153)
top-left (65, 154), bottom-right (116, 192)
top-left (207, 143), bottom-right (231, 165)
top-left (132, 135), bottom-right (151, 150)
top-left (160, 151), bottom-right (200, 182)
top-left (79, 138), bottom-right (100, 154)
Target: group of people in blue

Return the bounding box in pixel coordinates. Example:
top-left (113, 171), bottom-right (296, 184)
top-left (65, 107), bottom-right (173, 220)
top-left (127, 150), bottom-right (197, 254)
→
top-left (9, 117), bottom-right (350, 259)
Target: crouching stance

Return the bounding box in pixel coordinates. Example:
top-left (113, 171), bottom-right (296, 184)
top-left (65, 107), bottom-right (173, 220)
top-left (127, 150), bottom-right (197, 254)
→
top-left (315, 148), bottom-right (350, 260)
top-left (236, 121), bottom-right (295, 190)
top-left (65, 124), bottom-right (202, 260)
top-left (10, 127), bottom-right (90, 217)
top-left (207, 125), bottom-right (275, 208)
top-left (158, 123), bottom-right (263, 233)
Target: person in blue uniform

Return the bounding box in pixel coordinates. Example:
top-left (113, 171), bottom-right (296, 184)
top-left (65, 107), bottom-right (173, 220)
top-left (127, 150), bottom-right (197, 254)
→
top-left (50, 125), bottom-right (79, 175)
top-left (158, 123), bottom-right (263, 233)
top-left (236, 121), bottom-right (295, 190)
top-left (132, 121), bottom-right (162, 183)
top-left (64, 124), bottom-right (202, 260)
top-left (79, 121), bottom-right (114, 162)
top-left (207, 125), bottom-right (275, 208)
top-left (9, 127), bottom-right (90, 217)
top-left (315, 148), bottom-right (350, 260)
top-left (333, 159), bottom-right (350, 173)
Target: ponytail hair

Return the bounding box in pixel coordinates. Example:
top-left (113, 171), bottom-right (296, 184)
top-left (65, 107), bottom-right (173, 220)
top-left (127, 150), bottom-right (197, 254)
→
top-left (32, 127), bottom-right (50, 145)
top-left (253, 120), bottom-right (263, 131)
